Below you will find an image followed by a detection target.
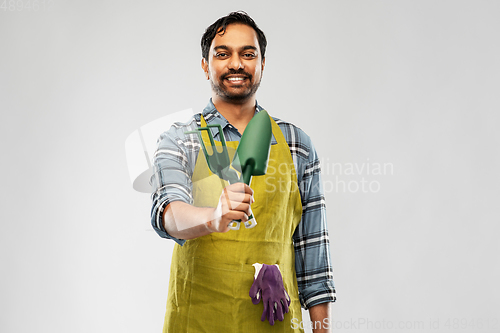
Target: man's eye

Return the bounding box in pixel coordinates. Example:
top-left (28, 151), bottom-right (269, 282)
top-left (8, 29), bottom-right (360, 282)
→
top-left (216, 53), bottom-right (228, 57)
top-left (244, 53), bottom-right (256, 58)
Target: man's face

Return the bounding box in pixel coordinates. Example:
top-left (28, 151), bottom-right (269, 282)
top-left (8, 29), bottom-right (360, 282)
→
top-left (202, 23), bottom-right (265, 103)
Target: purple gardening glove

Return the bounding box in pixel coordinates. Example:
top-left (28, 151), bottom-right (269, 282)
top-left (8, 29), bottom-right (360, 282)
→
top-left (249, 263), bottom-right (291, 325)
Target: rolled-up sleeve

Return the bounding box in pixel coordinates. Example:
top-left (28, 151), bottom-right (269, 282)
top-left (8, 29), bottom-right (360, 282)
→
top-left (150, 123), bottom-right (197, 246)
top-left (293, 138), bottom-right (336, 309)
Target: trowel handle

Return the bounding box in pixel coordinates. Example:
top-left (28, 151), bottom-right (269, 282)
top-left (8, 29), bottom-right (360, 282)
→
top-left (228, 221), bottom-right (240, 230)
top-left (228, 204), bottom-right (257, 230)
top-left (244, 217), bottom-right (257, 229)
top-left (228, 217), bottom-right (257, 230)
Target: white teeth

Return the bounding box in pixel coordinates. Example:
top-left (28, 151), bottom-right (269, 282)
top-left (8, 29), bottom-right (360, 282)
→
top-left (227, 77), bottom-right (245, 81)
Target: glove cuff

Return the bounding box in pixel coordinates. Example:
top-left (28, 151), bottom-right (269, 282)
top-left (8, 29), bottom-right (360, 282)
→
top-left (252, 263), bottom-right (281, 279)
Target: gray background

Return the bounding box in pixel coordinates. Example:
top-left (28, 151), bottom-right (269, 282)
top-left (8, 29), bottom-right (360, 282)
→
top-left (1, 1), bottom-right (499, 332)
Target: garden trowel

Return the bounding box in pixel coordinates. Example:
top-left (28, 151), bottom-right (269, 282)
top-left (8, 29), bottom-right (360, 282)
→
top-left (229, 110), bottom-right (273, 230)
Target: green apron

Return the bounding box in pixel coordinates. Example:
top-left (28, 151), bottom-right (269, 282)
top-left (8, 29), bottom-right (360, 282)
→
top-left (163, 114), bottom-right (304, 332)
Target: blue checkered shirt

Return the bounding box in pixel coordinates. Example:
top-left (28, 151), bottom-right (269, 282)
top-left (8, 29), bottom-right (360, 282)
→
top-left (150, 99), bottom-right (336, 309)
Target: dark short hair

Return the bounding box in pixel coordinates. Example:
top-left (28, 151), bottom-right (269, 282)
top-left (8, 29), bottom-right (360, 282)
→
top-left (201, 11), bottom-right (267, 62)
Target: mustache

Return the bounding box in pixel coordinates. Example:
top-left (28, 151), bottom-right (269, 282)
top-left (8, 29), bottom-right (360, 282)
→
top-left (220, 70), bottom-right (252, 80)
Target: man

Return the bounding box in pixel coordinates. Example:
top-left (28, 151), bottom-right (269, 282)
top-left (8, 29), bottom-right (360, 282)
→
top-left (151, 11), bottom-right (336, 332)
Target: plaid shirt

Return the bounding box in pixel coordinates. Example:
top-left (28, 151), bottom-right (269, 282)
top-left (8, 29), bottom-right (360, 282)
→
top-left (150, 99), bottom-right (336, 309)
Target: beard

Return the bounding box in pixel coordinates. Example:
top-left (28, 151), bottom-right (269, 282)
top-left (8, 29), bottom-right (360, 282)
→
top-left (210, 69), bottom-right (262, 103)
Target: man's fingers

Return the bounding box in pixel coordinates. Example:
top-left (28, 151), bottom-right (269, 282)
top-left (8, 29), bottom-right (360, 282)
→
top-left (225, 191), bottom-right (254, 205)
top-left (227, 201), bottom-right (251, 214)
top-left (224, 210), bottom-right (249, 222)
top-left (225, 183), bottom-right (254, 196)
top-left (221, 187), bottom-right (253, 213)
top-left (213, 184), bottom-right (254, 233)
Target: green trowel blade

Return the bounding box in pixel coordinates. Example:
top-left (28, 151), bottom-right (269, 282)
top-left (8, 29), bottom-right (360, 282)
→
top-left (232, 110), bottom-right (272, 183)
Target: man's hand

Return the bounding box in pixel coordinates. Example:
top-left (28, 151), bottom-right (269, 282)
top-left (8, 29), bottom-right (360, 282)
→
top-left (207, 183), bottom-right (254, 233)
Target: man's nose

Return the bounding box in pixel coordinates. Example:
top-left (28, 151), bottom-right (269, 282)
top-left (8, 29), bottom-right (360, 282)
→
top-left (228, 55), bottom-right (243, 70)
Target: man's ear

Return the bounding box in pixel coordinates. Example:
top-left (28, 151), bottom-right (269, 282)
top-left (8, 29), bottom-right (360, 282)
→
top-left (261, 57), bottom-right (265, 72)
top-left (201, 58), bottom-right (209, 80)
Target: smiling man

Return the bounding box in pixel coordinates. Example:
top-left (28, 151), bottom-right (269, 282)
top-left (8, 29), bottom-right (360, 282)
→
top-left (205, 24), bottom-right (262, 100)
top-left (202, 22), bottom-right (265, 134)
top-left (151, 11), bottom-right (336, 333)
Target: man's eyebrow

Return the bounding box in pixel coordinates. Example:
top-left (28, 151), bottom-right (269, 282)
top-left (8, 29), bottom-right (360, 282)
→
top-left (214, 45), bottom-right (230, 51)
top-left (242, 45), bottom-right (258, 51)
top-left (213, 45), bottom-right (258, 52)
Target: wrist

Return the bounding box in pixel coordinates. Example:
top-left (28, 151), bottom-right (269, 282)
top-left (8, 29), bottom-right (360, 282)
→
top-left (205, 221), bottom-right (214, 233)
top-left (206, 205), bottom-right (223, 233)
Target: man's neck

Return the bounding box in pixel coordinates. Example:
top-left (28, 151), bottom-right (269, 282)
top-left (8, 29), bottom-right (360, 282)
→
top-left (212, 96), bottom-right (256, 134)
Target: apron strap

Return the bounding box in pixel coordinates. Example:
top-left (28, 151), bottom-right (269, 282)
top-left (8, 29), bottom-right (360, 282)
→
top-left (200, 114), bottom-right (207, 127)
top-left (268, 115), bottom-right (286, 145)
top-left (199, 114), bottom-right (212, 148)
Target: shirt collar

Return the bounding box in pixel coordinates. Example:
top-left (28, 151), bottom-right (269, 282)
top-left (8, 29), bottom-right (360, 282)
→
top-left (201, 98), bottom-right (263, 128)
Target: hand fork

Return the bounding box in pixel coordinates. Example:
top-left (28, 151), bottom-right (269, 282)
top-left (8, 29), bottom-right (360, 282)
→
top-left (185, 125), bottom-right (256, 230)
